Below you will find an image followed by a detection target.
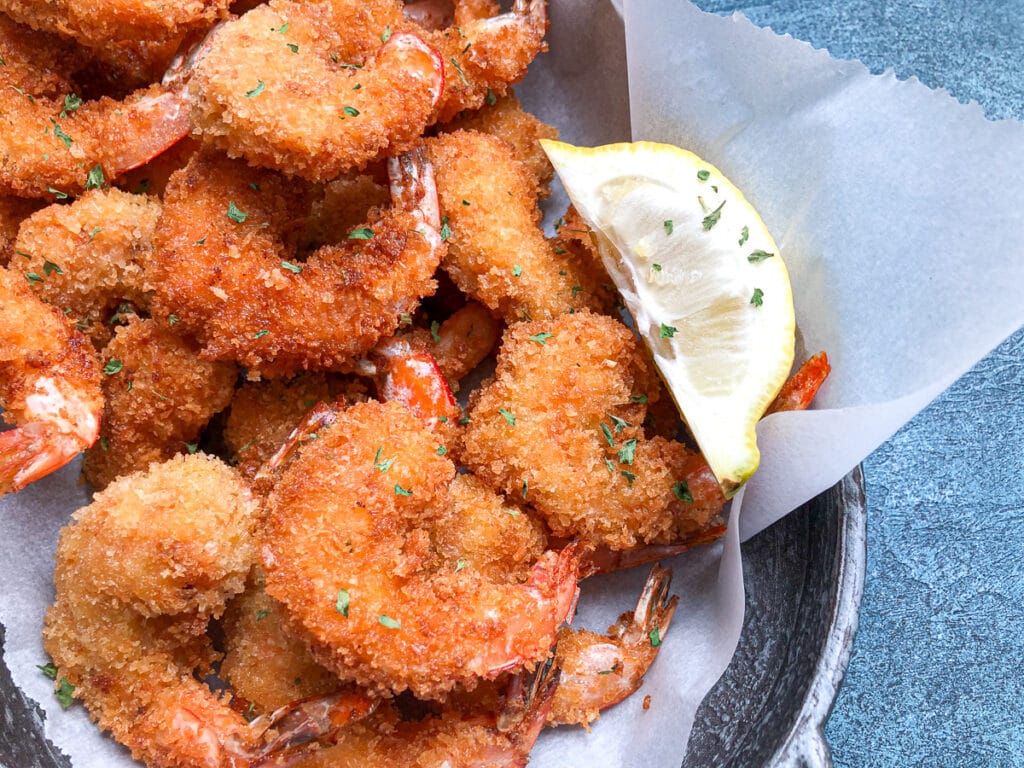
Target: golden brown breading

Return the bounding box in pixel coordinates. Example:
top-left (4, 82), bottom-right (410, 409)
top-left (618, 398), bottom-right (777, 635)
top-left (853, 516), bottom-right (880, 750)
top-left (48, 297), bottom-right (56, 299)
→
top-left (429, 130), bottom-right (615, 322)
top-left (82, 317), bottom-right (237, 490)
top-left (461, 311), bottom-right (714, 550)
top-left (14, 188), bottom-right (161, 347)
top-left (0, 195), bottom-right (43, 262)
top-left (442, 91), bottom-right (559, 196)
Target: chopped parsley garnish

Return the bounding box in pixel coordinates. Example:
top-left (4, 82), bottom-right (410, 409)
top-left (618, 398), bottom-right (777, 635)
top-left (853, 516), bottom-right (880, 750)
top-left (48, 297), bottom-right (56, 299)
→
top-left (439, 215), bottom-right (452, 241)
top-left (379, 614), bottom-right (400, 629)
top-left (620, 470), bottom-right (637, 485)
top-left (245, 81), bottom-right (265, 98)
top-left (512, 264), bottom-right (523, 277)
top-left (631, 394), bottom-right (648, 404)
top-left (103, 359), bottom-right (123, 375)
top-left (738, 225), bottom-right (750, 246)
top-left (394, 484), bottom-right (412, 496)
top-left (184, 442), bottom-right (199, 454)
top-left (461, 199), bottom-right (470, 206)
top-left (458, 415), bottom-right (470, 425)
top-left (194, 236), bottom-right (207, 245)
top-left (702, 201), bottom-right (725, 230)
top-left (659, 323), bottom-right (677, 339)
top-left (608, 414), bottom-right (631, 432)
top-left (521, 479), bottom-right (529, 498)
top-left (430, 320), bottom-right (441, 343)
top-left (287, 42), bottom-right (299, 53)
top-left (600, 422), bottom-right (615, 446)
top-left (436, 445), bottom-right (448, 456)
top-left (748, 250), bottom-right (774, 263)
top-left (38, 663), bottom-right (57, 680)
top-left (373, 446), bottom-right (395, 472)
top-left (100, 436), bottom-right (109, 451)
top-left (649, 627), bottom-right (662, 647)
top-left (528, 332), bottom-right (553, 345)
top-left (672, 481), bottom-right (693, 503)
top-left (25, 271), bottom-right (43, 285)
top-left (663, 220), bottom-right (674, 235)
top-left (56, 678), bottom-right (76, 709)
top-left (652, 263), bottom-right (663, 271)
top-left (455, 558), bottom-right (466, 571)
top-left (89, 227), bottom-right (103, 242)
top-left (47, 187), bottom-right (69, 200)
top-left (697, 169), bottom-right (710, 181)
top-left (617, 438), bottom-right (637, 465)
top-left (335, 588), bottom-right (350, 617)
top-left (498, 408), bottom-right (516, 426)
top-left (750, 288), bottom-right (764, 307)
top-left (227, 201), bottom-right (248, 223)
top-left (256, 609), bottom-right (270, 621)
top-left (486, 87), bottom-right (497, 105)
top-left (60, 93), bottom-right (82, 118)
top-left (342, 105), bottom-right (360, 117)
top-left (168, 314), bottom-right (179, 325)
top-left (50, 120), bottom-right (72, 148)
top-left (42, 260), bottom-right (62, 276)
top-left (605, 459), bottom-right (616, 473)
top-left (381, 25), bottom-right (392, 42)
top-left (274, 21), bottom-right (289, 33)
top-left (85, 164), bottom-right (104, 190)
top-left (597, 662), bottom-right (621, 675)
top-left (254, 329), bottom-right (269, 338)
top-left (281, 261), bottom-right (302, 273)
top-left (348, 226), bottom-right (374, 240)
top-left (571, 285), bottom-right (581, 297)
top-left (450, 57), bottom-right (469, 85)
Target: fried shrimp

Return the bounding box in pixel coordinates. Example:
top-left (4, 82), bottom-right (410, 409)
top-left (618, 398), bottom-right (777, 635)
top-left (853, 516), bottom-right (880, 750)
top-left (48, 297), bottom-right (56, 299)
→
top-left (442, 90), bottom-right (559, 195)
top-left (0, 15), bottom-right (192, 199)
top-left (43, 453), bottom-right (376, 768)
top-left (151, 145), bottom-right (443, 377)
top-left (549, 565), bottom-right (677, 728)
top-left (189, 0), bottom-right (445, 181)
top-left (13, 188), bottom-right (162, 347)
top-left (81, 317), bottom-right (236, 490)
top-left (461, 311), bottom-right (713, 550)
top-left (429, 130), bottom-right (614, 322)
top-left (262, 400), bottom-right (580, 699)
top-left (0, 267), bottom-right (101, 494)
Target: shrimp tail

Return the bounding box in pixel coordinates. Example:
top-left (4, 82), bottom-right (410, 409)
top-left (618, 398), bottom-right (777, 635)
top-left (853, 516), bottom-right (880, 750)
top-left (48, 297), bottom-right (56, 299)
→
top-left (365, 338), bottom-right (458, 429)
top-left (529, 542), bottom-right (583, 629)
top-left (388, 144), bottom-right (442, 233)
top-left (766, 351), bottom-right (831, 415)
top-left (576, 523), bottom-right (728, 578)
top-left (626, 564), bottom-right (679, 644)
top-left (498, 656), bottom-right (561, 766)
top-left (254, 401), bottom-right (341, 490)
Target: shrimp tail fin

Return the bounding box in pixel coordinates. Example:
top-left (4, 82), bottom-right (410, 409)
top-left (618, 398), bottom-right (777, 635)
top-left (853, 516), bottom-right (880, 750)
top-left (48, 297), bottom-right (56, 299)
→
top-left (500, 655), bottom-right (561, 762)
top-left (0, 425), bottom-right (81, 493)
top-left (629, 564), bottom-right (679, 642)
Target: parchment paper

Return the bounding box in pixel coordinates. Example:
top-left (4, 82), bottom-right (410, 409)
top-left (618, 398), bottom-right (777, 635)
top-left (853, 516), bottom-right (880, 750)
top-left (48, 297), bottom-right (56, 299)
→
top-left (3, 1), bottom-right (1024, 766)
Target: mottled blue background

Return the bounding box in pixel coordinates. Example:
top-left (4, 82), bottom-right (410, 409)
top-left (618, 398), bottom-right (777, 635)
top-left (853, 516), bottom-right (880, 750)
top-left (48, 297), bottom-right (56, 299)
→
top-left (690, 1), bottom-right (1024, 765)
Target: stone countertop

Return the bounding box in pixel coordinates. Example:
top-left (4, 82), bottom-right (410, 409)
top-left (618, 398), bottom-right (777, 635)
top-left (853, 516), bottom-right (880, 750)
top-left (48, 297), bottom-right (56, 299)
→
top-left (691, 1), bottom-right (1024, 765)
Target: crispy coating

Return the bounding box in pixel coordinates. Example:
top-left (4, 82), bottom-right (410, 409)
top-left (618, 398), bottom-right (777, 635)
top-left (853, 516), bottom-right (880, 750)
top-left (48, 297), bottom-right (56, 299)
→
top-left (190, 1), bottom-right (443, 181)
top-left (221, 574), bottom-right (342, 711)
top-left (462, 311), bottom-right (716, 550)
top-left (223, 373), bottom-right (368, 480)
top-left (0, 195), bottom-right (42, 261)
top-left (14, 189), bottom-right (161, 347)
top-left (82, 317), bottom-right (237, 490)
top-left (429, 130), bottom-right (615, 322)
top-left (150, 149), bottom-right (442, 377)
top-left (442, 90), bottom-right (559, 195)
top-left (262, 400), bottom-right (577, 699)
top-left (43, 453), bottom-right (259, 767)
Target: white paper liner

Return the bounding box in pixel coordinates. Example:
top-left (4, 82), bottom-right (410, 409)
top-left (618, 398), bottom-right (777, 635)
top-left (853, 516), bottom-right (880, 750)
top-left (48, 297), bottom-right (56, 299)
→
top-left (2, 1), bottom-right (1023, 766)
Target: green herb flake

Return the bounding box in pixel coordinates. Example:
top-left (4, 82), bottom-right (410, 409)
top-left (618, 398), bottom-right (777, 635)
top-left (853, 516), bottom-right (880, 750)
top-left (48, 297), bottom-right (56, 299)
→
top-left (663, 219), bottom-right (674, 235)
top-left (227, 201), bottom-right (248, 223)
top-left (47, 187), bottom-right (69, 200)
top-left (597, 662), bottom-right (621, 675)
top-left (184, 442), bottom-right (199, 454)
top-left (25, 271), bottom-right (43, 285)
top-left (394, 484), bottom-right (412, 497)
top-left (255, 608), bottom-right (270, 621)
top-left (399, 312), bottom-right (412, 326)
top-left (245, 81), bottom-right (266, 98)
top-left (254, 329), bottom-right (269, 339)
top-left (461, 199), bottom-right (470, 206)
top-left (89, 226), bottom-right (104, 242)
top-left (38, 662), bottom-right (58, 680)
top-left (672, 481), bottom-right (693, 504)
top-left (287, 42), bottom-right (299, 53)
top-left (378, 614), bottom-right (400, 629)
top-left (702, 201), bottom-right (725, 230)
top-left (281, 261), bottom-right (302, 273)
top-left (381, 25), bottom-right (392, 42)
top-left (498, 407), bottom-right (516, 426)
top-left (605, 458), bottom-right (616, 473)
top-left (275, 21), bottom-right (290, 33)
top-left (485, 87), bottom-right (497, 106)
top-left (617, 438), bottom-right (638, 465)
top-left (697, 169), bottom-right (711, 181)
top-left (436, 445), bottom-right (448, 456)
top-left (342, 105), bottom-right (360, 117)
top-left (99, 436), bottom-right (109, 451)
top-left (458, 415), bottom-right (470, 425)
top-left (60, 93), bottom-right (83, 118)
top-left (738, 225), bottom-right (750, 246)
top-left (750, 288), bottom-right (764, 307)
top-left (348, 226), bottom-right (374, 240)
top-left (168, 314), bottom-right (179, 325)
top-left (50, 120), bottom-right (72, 148)
top-left (649, 627), bottom-right (662, 648)
top-left (512, 264), bottom-right (523, 277)
top-left (609, 414), bottom-right (631, 432)
top-left (652, 263), bottom-right (663, 271)
top-left (335, 588), bottom-right (350, 617)
top-left (42, 260), bottom-right (62, 276)
top-left (571, 285), bottom-right (582, 297)
top-left (56, 677), bottom-right (76, 709)
top-left (103, 359), bottom-right (123, 375)
top-left (599, 422), bottom-right (615, 447)
top-left (748, 250), bottom-right (774, 263)
top-left (631, 394), bottom-right (648, 404)
top-left (439, 215), bottom-right (452, 241)
top-left (374, 446), bottom-right (396, 472)
top-left (659, 323), bottom-right (677, 339)
top-left (430, 320), bottom-right (441, 343)
top-left (620, 470), bottom-right (637, 486)
top-left (455, 558), bottom-right (466, 572)
top-left (450, 57), bottom-right (469, 86)
top-left (528, 332), bottom-right (553, 345)
top-left (521, 479), bottom-right (529, 498)
top-left (85, 164), bottom-right (104, 190)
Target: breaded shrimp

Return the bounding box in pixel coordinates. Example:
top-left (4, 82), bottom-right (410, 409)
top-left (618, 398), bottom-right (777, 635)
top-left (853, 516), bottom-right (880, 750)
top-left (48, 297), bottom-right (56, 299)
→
top-left (461, 311), bottom-right (709, 550)
top-left (13, 188), bottom-right (162, 347)
top-left (43, 453), bottom-right (374, 767)
top-left (0, 15), bottom-right (192, 199)
top-left (442, 90), bottom-right (559, 195)
top-left (189, 0), bottom-right (445, 181)
top-left (81, 317), bottom-right (236, 490)
top-left (429, 130), bottom-right (615, 322)
top-left (262, 400), bottom-right (580, 699)
top-left (0, 267), bottom-right (101, 494)
top-left (150, 146), bottom-right (444, 377)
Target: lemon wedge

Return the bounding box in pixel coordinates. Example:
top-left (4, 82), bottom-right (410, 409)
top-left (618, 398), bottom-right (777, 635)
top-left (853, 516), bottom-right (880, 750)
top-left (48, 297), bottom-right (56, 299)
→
top-left (541, 140), bottom-right (795, 495)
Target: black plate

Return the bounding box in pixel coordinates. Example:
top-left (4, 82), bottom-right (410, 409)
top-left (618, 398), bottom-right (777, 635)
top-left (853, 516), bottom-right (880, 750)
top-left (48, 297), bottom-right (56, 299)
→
top-left (0, 469), bottom-right (865, 767)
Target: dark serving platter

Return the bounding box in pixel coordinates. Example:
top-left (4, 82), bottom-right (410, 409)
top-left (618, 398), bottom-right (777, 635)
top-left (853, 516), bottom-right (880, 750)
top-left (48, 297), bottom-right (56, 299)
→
top-left (0, 468), bottom-right (865, 768)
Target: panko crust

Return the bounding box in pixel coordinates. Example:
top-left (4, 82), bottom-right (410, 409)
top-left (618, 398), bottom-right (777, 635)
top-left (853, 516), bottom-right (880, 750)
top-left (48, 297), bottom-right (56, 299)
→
top-left (461, 311), bottom-right (701, 550)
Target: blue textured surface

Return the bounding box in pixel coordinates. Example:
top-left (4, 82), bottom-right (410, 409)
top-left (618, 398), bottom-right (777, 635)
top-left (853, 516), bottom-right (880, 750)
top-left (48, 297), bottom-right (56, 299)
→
top-left (689, 2), bottom-right (1024, 765)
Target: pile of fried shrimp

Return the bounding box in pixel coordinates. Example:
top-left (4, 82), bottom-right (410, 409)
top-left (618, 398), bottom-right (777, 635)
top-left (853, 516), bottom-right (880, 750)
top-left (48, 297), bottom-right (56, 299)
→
top-left (0, 0), bottom-right (832, 765)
